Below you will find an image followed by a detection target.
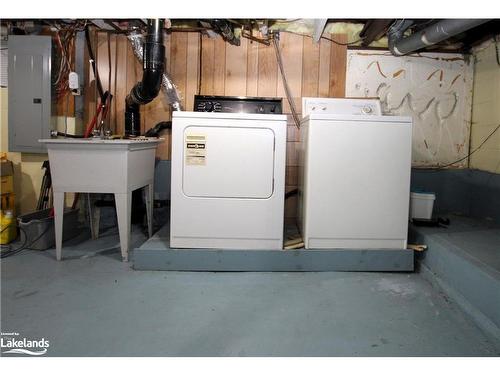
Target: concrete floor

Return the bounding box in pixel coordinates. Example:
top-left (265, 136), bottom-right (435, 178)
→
top-left (1, 226), bottom-right (500, 356)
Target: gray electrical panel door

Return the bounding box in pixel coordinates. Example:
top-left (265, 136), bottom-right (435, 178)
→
top-left (8, 35), bottom-right (52, 153)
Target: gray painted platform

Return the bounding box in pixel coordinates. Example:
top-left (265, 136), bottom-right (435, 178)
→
top-left (133, 222), bottom-right (414, 272)
top-left (1, 225), bottom-right (499, 356)
top-left (410, 215), bottom-right (500, 341)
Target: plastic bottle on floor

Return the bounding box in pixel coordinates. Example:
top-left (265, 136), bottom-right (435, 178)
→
top-left (0, 210), bottom-right (17, 244)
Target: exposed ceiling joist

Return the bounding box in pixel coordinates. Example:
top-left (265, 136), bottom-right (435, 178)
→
top-left (359, 19), bottom-right (393, 46)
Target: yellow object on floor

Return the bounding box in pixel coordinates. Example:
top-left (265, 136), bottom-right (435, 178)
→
top-left (0, 210), bottom-right (17, 245)
top-left (1, 152), bottom-right (14, 195)
top-left (0, 153), bottom-right (15, 214)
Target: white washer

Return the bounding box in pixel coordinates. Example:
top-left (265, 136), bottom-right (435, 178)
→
top-left (298, 98), bottom-right (412, 249)
top-left (170, 111), bottom-right (287, 249)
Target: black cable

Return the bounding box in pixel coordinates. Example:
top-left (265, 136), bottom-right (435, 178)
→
top-left (0, 226), bottom-right (28, 258)
top-left (1, 224), bottom-right (53, 259)
top-left (495, 35), bottom-right (500, 67)
top-left (320, 35), bottom-right (364, 46)
top-left (143, 121), bottom-right (172, 137)
top-left (198, 32), bottom-right (203, 96)
top-left (54, 132), bottom-right (84, 138)
top-left (0, 222), bottom-right (15, 233)
top-left (85, 26), bottom-right (104, 100)
top-left (285, 188), bottom-right (298, 200)
top-left (107, 32), bottom-right (112, 131)
top-left (414, 123), bottom-right (500, 172)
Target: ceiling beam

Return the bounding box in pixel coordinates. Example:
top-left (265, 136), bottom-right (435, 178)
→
top-left (359, 19), bottom-right (394, 46)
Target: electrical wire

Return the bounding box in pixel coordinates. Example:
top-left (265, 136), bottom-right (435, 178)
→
top-left (285, 188), bottom-right (298, 199)
top-left (85, 25), bottom-right (104, 101)
top-left (495, 34), bottom-right (500, 67)
top-left (414, 123), bottom-right (500, 171)
top-left (241, 28), bottom-right (363, 48)
top-left (0, 225), bottom-right (46, 259)
top-left (50, 21), bottom-right (88, 100)
top-left (272, 35), bottom-right (301, 129)
top-left (169, 27), bottom-right (215, 32)
top-left (107, 32), bottom-right (112, 132)
top-left (241, 29), bottom-right (271, 45)
top-left (198, 32), bottom-right (202, 95)
top-left (53, 132), bottom-right (84, 138)
top-left (1, 227), bottom-right (27, 258)
top-left (53, 28), bottom-right (75, 99)
top-left (272, 19), bottom-right (303, 24)
top-left (283, 30), bottom-right (364, 46)
top-left (319, 34), bottom-right (364, 46)
top-left (113, 34), bottom-right (119, 133)
top-left (64, 92), bottom-right (70, 138)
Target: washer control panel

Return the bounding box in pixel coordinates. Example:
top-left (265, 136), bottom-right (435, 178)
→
top-left (302, 97), bottom-right (382, 117)
top-left (194, 95), bottom-right (283, 114)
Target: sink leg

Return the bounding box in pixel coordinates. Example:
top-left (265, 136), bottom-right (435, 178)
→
top-left (53, 191), bottom-right (65, 261)
top-left (115, 192), bottom-right (131, 262)
top-left (87, 193), bottom-right (101, 240)
top-left (145, 183), bottom-right (154, 238)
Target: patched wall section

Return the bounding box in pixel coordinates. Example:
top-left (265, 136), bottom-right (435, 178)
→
top-left (346, 50), bottom-right (474, 167)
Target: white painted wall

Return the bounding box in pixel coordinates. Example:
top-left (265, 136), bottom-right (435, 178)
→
top-left (470, 40), bottom-right (500, 174)
top-left (346, 50), bottom-right (474, 168)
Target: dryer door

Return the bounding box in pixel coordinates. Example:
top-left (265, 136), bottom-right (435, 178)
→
top-left (182, 125), bottom-right (275, 199)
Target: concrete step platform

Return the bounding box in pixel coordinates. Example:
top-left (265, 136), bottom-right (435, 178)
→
top-left (133, 222), bottom-right (414, 272)
top-left (410, 214), bottom-right (500, 341)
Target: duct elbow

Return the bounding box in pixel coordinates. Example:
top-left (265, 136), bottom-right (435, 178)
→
top-left (387, 19), bottom-right (414, 56)
top-left (124, 19), bottom-right (165, 137)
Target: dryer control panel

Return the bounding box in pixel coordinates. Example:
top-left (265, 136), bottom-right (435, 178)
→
top-left (194, 95), bottom-right (283, 114)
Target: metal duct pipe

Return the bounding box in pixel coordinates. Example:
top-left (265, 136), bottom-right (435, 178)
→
top-left (389, 19), bottom-right (490, 56)
top-left (127, 30), bottom-right (182, 114)
top-left (387, 19), bottom-right (414, 55)
top-left (125, 19), bottom-right (165, 137)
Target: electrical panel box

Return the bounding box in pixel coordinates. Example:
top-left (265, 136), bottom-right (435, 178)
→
top-left (8, 35), bottom-right (53, 153)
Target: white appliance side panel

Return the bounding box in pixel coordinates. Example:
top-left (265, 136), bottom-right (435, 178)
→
top-left (297, 118), bottom-right (309, 240)
top-left (304, 118), bottom-right (412, 248)
top-left (183, 126), bottom-right (275, 198)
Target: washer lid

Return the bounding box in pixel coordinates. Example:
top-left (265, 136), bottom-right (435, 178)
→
top-left (182, 125), bottom-right (275, 199)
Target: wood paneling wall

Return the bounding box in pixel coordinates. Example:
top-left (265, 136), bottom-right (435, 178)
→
top-left (89, 31), bottom-right (347, 218)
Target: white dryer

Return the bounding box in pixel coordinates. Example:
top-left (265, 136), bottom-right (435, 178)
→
top-left (298, 98), bottom-right (412, 249)
top-left (170, 111), bottom-right (287, 249)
